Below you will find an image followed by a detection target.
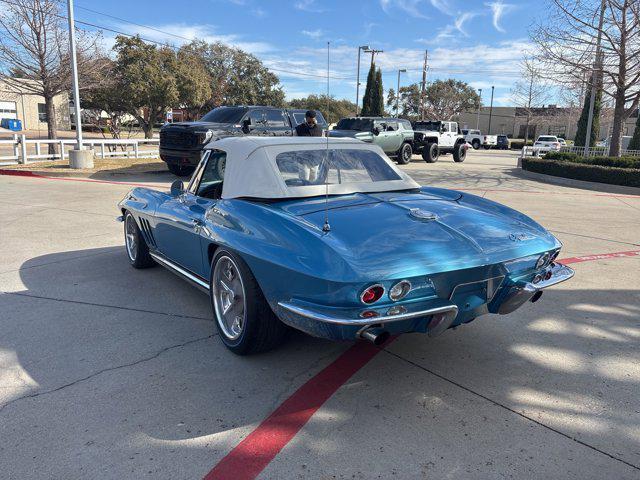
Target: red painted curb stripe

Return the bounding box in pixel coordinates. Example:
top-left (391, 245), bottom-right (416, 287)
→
top-left (0, 168), bottom-right (165, 188)
top-left (560, 249), bottom-right (640, 264)
top-left (203, 340), bottom-right (392, 480)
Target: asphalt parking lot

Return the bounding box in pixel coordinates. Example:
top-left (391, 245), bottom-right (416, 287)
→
top-left (1, 149), bottom-right (639, 479)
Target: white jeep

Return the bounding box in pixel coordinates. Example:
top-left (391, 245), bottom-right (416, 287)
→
top-left (413, 120), bottom-right (468, 163)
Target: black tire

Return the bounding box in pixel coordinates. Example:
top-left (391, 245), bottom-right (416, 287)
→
top-left (210, 249), bottom-right (287, 355)
top-left (167, 163), bottom-right (195, 177)
top-left (395, 142), bottom-right (413, 165)
top-left (422, 143), bottom-right (439, 163)
top-left (483, 145), bottom-right (491, 150)
top-left (123, 211), bottom-right (155, 269)
top-left (453, 143), bottom-right (467, 162)
top-left (471, 139), bottom-right (480, 150)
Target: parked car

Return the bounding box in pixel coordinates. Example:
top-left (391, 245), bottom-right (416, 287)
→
top-left (533, 135), bottom-right (562, 153)
top-left (328, 117), bottom-right (414, 164)
top-left (159, 106), bottom-right (328, 176)
top-left (413, 120), bottom-right (467, 163)
top-left (461, 129), bottom-right (482, 149)
top-left (558, 138), bottom-right (567, 147)
top-left (118, 136), bottom-right (573, 355)
top-left (496, 134), bottom-right (510, 150)
top-left (482, 134), bottom-right (498, 149)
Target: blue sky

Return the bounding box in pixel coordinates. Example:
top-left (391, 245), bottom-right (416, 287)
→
top-left (76, 0), bottom-right (538, 107)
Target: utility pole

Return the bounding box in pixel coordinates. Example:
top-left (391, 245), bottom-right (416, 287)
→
top-left (487, 86), bottom-right (495, 134)
top-left (66, 0), bottom-right (93, 168)
top-left (355, 45), bottom-right (371, 116)
top-left (368, 48), bottom-right (383, 66)
top-left (420, 50), bottom-right (428, 120)
top-left (476, 88), bottom-right (482, 129)
top-left (396, 69), bottom-right (406, 117)
top-left (585, 0), bottom-right (606, 156)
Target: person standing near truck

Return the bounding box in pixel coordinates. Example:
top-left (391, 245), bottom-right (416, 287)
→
top-left (295, 110), bottom-right (323, 136)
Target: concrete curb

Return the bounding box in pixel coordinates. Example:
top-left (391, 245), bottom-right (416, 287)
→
top-left (514, 168), bottom-right (640, 196)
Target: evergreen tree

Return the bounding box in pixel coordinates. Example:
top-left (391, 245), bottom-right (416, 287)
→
top-left (374, 68), bottom-right (384, 116)
top-left (628, 112), bottom-right (640, 151)
top-left (361, 63), bottom-right (376, 116)
top-left (574, 79), bottom-right (602, 147)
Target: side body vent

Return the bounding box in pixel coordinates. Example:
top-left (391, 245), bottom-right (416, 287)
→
top-left (138, 217), bottom-right (157, 248)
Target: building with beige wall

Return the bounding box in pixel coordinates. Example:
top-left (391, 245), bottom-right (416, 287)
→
top-left (457, 105), bottom-right (638, 141)
top-left (0, 78), bottom-right (70, 132)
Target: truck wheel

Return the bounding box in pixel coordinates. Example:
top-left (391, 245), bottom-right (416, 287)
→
top-left (472, 139), bottom-right (480, 150)
top-left (168, 163), bottom-right (195, 177)
top-left (483, 145), bottom-right (491, 150)
top-left (210, 249), bottom-right (287, 355)
top-left (396, 143), bottom-right (413, 165)
top-left (453, 143), bottom-right (467, 163)
top-left (422, 143), bottom-right (439, 163)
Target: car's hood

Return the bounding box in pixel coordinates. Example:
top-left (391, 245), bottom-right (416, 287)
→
top-left (276, 190), bottom-right (557, 277)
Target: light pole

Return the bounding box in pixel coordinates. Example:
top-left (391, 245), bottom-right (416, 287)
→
top-left (66, 0), bottom-right (93, 168)
top-left (476, 88), bottom-right (482, 129)
top-left (396, 69), bottom-right (406, 117)
top-left (487, 86), bottom-right (495, 134)
top-left (355, 45), bottom-right (371, 116)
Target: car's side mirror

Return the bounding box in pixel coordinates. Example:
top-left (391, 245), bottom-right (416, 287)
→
top-left (242, 118), bottom-right (251, 134)
top-left (170, 179), bottom-right (184, 197)
top-left (372, 127), bottom-right (380, 136)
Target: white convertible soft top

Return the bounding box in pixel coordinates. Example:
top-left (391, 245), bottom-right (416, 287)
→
top-left (204, 136), bottom-right (420, 199)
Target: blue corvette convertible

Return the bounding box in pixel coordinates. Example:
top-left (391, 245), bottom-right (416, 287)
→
top-left (118, 137), bottom-right (574, 354)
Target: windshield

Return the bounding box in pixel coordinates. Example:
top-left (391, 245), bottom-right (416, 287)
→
top-left (413, 121), bottom-right (440, 132)
top-left (275, 149), bottom-right (401, 187)
top-left (335, 118), bottom-right (373, 131)
top-left (200, 107), bottom-right (248, 124)
top-left (537, 136), bottom-right (557, 142)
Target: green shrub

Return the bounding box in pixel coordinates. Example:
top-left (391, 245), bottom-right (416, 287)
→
top-left (544, 152), bottom-right (640, 170)
top-left (522, 158), bottom-right (640, 188)
top-left (509, 139), bottom-right (533, 150)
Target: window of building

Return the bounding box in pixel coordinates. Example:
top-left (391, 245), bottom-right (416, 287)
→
top-left (38, 103), bottom-right (47, 123)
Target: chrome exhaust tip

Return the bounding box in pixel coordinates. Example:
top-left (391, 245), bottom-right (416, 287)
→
top-left (360, 329), bottom-right (390, 346)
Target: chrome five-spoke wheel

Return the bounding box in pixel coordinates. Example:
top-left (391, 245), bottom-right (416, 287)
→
top-left (125, 213), bottom-right (138, 262)
top-left (212, 255), bottom-right (246, 340)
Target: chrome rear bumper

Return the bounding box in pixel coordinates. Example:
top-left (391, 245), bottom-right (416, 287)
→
top-left (497, 262), bottom-right (574, 315)
top-left (277, 300), bottom-right (458, 327)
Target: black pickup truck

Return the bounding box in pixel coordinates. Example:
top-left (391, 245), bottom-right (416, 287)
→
top-left (160, 105), bottom-right (328, 176)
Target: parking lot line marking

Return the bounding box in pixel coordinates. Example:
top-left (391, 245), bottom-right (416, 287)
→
top-left (0, 169), bottom-right (166, 189)
top-left (203, 339), bottom-right (393, 480)
top-left (560, 249), bottom-right (640, 264)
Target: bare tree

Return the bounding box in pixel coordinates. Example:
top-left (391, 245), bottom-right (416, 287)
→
top-left (0, 0), bottom-right (106, 151)
top-left (511, 58), bottom-right (551, 143)
top-left (533, 0), bottom-right (640, 156)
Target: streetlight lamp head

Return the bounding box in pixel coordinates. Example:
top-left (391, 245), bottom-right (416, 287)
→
top-left (399, 69), bottom-right (407, 73)
top-left (361, 45), bottom-right (370, 50)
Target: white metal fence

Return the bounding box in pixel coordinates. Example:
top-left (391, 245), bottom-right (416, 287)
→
top-left (519, 144), bottom-right (640, 160)
top-left (0, 134), bottom-right (159, 166)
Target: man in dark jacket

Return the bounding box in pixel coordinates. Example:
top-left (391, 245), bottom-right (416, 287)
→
top-left (295, 110), bottom-right (323, 136)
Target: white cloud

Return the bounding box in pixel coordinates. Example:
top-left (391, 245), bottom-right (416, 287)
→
top-left (485, 1), bottom-right (515, 33)
top-left (294, 0), bottom-right (326, 13)
top-left (111, 22), bottom-right (274, 54)
top-left (429, 0), bottom-right (452, 15)
top-left (301, 29), bottom-right (325, 39)
top-left (454, 12), bottom-right (477, 36)
top-left (380, 0), bottom-right (429, 19)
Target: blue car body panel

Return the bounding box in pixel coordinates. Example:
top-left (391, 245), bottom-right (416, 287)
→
top-left (119, 183), bottom-right (567, 341)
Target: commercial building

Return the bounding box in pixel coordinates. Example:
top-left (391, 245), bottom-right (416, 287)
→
top-left (0, 78), bottom-right (70, 132)
top-left (457, 105), bottom-right (638, 141)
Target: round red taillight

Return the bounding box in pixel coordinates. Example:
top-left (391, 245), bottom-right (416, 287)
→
top-left (360, 284), bottom-right (384, 304)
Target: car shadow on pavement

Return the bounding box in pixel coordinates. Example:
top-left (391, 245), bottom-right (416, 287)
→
top-left (1, 247), bottom-right (639, 477)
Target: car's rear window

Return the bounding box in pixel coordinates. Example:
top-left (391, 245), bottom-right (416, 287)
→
top-left (200, 107), bottom-right (247, 123)
top-left (275, 149), bottom-right (401, 187)
top-left (537, 136), bottom-right (557, 142)
top-left (336, 118), bottom-right (373, 131)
